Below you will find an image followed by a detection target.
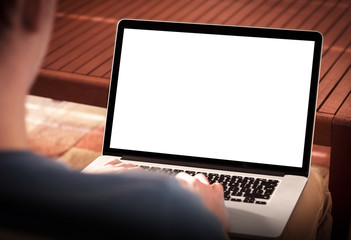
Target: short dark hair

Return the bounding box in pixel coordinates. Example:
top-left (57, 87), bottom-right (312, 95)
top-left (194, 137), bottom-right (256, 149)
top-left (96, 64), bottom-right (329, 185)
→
top-left (0, 1), bottom-right (17, 38)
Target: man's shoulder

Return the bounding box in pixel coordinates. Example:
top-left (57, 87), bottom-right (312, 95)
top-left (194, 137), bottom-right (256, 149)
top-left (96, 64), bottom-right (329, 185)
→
top-left (0, 150), bottom-right (225, 240)
top-left (0, 150), bottom-right (69, 172)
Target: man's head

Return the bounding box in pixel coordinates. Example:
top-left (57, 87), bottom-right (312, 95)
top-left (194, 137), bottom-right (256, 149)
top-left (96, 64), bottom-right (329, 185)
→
top-left (0, 1), bottom-right (16, 39)
top-left (0, 0), bottom-right (56, 94)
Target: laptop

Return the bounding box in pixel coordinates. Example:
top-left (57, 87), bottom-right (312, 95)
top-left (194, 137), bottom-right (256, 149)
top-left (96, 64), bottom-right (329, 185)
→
top-left (98, 19), bottom-right (322, 239)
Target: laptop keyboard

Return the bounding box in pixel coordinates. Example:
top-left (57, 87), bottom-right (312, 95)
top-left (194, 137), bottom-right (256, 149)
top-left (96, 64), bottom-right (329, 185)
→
top-left (139, 165), bottom-right (279, 205)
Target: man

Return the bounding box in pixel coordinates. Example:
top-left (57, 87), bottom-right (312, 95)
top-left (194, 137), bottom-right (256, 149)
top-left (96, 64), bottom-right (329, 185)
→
top-left (0, 1), bottom-right (228, 239)
top-left (0, 1), bottom-right (333, 240)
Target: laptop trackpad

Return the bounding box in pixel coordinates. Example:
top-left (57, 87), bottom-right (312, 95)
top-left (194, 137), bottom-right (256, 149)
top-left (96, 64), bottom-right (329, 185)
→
top-left (226, 175), bottom-right (307, 239)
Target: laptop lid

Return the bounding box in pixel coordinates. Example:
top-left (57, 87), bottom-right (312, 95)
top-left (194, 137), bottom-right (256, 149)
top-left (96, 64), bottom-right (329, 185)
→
top-left (103, 19), bottom-right (322, 177)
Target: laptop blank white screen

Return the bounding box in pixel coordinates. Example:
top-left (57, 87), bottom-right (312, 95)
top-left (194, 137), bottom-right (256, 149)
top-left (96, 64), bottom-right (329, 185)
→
top-left (110, 28), bottom-right (315, 168)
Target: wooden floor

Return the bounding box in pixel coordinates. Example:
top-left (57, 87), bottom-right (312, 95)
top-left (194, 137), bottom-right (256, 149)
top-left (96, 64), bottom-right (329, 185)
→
top-left (33, 0), bottom-right (350, 148)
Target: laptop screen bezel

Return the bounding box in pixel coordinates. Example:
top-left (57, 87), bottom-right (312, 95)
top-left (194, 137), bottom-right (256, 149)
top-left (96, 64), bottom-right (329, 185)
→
top-left (103, 19), bottom-right (322, 177)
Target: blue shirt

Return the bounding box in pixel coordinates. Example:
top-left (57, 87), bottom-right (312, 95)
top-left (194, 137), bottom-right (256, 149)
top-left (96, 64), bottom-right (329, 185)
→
top-left (0, 151), bottom-right (226, 239)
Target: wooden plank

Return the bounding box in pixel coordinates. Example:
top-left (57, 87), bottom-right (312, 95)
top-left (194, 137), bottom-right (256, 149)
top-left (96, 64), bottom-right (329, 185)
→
top-left (46, 25), bottom-right (116, 70)
top-left (103, 70), bottom-right (112, 79)
top-left (49, 1), bottom-right (117, 50)
top-left (60, 33), bottom-right (115, 73)
top-left (181, 0), bottom-right (221, 23)
top-left (195, 0), bottom-right (234, 24)
top-left (74, 45), bottom-right (114, 75)
top-left (224, 0), bottom-right (267, 25)
top-left (53, 16), bottom-right (74, 33)
top-left (75, 0), bottom-right (118, 18)
top-left (269, 1), bottom-right (310, 29)
top-left (152, 0), bottom-right (192, 21)
top-left (89, 57), bottom-right (113, 78)
top-left (49, 18), bottom-right (77, 49)
top-left (135, 0), bottom-right (179, 20)
top-left (220, 0), bottom-right (264, 25)
top-left (54, 1), bottom-right (90, 30)
top-left (256, 0), bottom-right (296, 28)
top-left (53, 1), bottom-right (104, 35)
top-left (320, 67), bottom-right (351, 115)
top-left (317, 47), bottom-right (351, 109)
top-left (54, 0), bottom-right (97, 31)
top-left (31, 69), bottom-right (109, 107)
top-left (335, 92), bottom-right (351, 121)
top-left (166, 0), bottom-right (207, 22)
top-left (284, 1), bottom-right (323, 29)
top-left (210, 0), bottom-right (248, 24)
top-left (314, 1), bottom-right (350, 37)
top-left (320, 24), bottom-right (351, 78)
top-left (314, 112), bottom-right (334, 146)
top-left (126, 0), bottom-right (165, 19)
top-left (299, 1), bottom-right (338, 30)
top-left (69, 0), bottom-right (107, 16)
top-left (49, 1), bottom-right (117, 54)
top-left (76, 0), bottom-right (134, 20)
top-left (43, 22), bottom-right (112, 68)
top-left (56, 0), bottom-right (76, 13)
top-left (239, 0), bottom-right (279, 26)
top-left (111, 0), bottom-right (153, 19)
top-left (50, 2), bottom-right (116, 53)
top-left (101, 0), bottom-right (136, 19)
top-left (47, 20), bottom-right (98, 56)
top-left (322, 8), bottom-right (351, 55)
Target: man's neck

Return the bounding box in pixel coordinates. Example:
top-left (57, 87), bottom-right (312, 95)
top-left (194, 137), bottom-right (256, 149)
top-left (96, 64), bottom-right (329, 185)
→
top-left (0, 92), bottom-right (28, 151)
top-left (0, 42), bottom-right (32, 151)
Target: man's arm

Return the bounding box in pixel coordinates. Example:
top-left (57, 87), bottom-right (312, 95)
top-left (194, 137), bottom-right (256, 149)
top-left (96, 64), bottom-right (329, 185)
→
top-left (83, 156), bottom-right (229, 234)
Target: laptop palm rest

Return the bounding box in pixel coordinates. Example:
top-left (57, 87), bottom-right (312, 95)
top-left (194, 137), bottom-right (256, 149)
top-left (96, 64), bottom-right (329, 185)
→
top-left (226, 175), bottom-right (307, 239)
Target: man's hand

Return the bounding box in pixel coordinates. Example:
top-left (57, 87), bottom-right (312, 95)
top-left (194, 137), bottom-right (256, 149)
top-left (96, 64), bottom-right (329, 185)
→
top-left (82, 157), bottom-right (140, 174)
top-left (176, 172), bottom-right (229, 233)
top-left (83, 159), bottom-right (229, 232)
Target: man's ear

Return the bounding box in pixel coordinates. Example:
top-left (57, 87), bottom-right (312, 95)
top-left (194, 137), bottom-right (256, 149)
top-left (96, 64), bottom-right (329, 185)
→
top-left (21, 0), bottom-right (42, 32)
